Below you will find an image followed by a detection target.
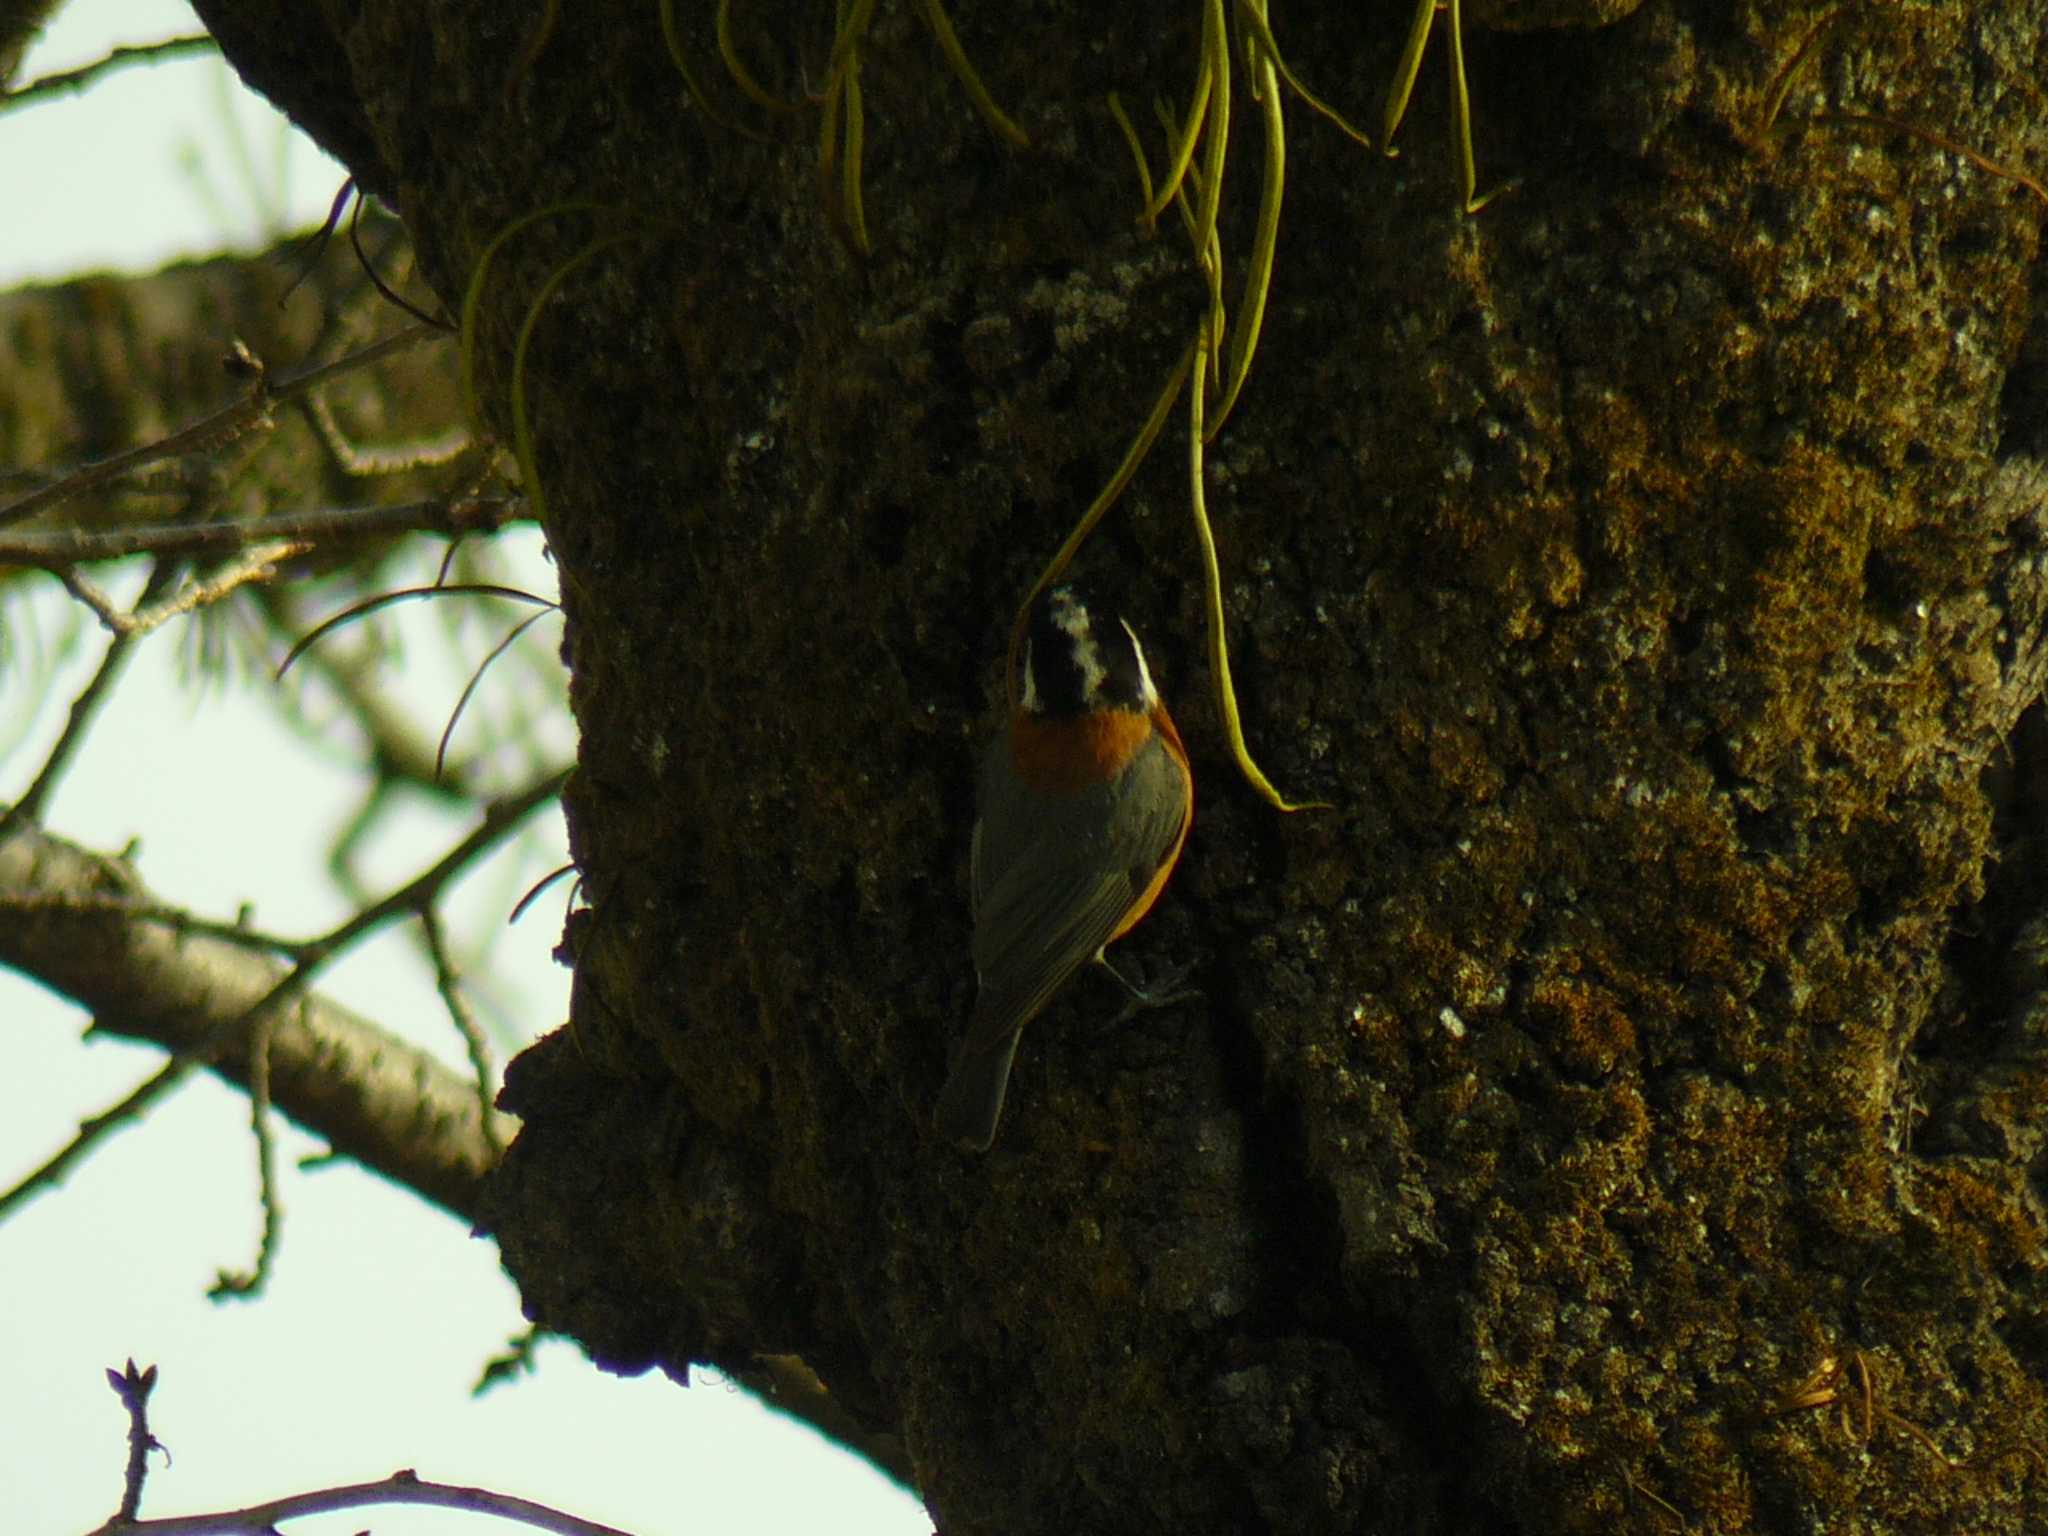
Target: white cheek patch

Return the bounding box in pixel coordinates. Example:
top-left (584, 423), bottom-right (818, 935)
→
top-left (1120, 618), bottom-right (1159, 707)
top-left (1052, 593), bottom-right (1108, 700)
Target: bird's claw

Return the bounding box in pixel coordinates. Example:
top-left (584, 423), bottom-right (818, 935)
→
top-left (1097, 953), bottom-right (1201, 1026)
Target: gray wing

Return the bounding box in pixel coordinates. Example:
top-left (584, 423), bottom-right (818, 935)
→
top-left (936, 732), bottom-right (1187, 1149)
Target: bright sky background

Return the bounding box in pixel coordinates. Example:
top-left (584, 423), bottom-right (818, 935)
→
top-left (0, 4), bottom-right (930, 1533)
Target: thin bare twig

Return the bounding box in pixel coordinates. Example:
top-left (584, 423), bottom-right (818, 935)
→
top-left (138, 553), bottom-right (297, 635)
top-left (508, 862), bottom-right (578, 925)
top-left (258, 587), bottom-right (479, 798)
top-left (58, 542), bottom-right (308, 638)
top-left (0, 891), bottom-right (305, 958)
top-left (56, 567), bottom-right (127, 620)
top-left (1771, 1348), bottom-right (1955, 1469)
top-left (349, 190), bottom-right (452, 329)
top-left (437, 606), bottom-right (556, 779)
top-left (86, 1467), bottom-right (639, 1536)
top-left (0, 324), bottom-right (442, 532)
top-left (208, 1010), bottom-right (283, 1300)
top-left (280, 180), bottom-right (360, 302)
top-left (0, 348), bottom-right (278, 532)
top-left (304, 390), bottom-right (473, 476)
top-left (421, 908), bottom-right (504, 1155)
top-left (0, 563), bottom-right (176, 839)
top-left (1818, 109), bottom-right (2048, 211)
top-left (1754, 11), bottom-right (2048, 212)
top-left (0, 36), bottom-right (216, 114)
top-left (0, 496), bottom-right (520, 568)
top-left (276, 582), bottom-right (557, 680)
top-left (0, 767), bottom-right (565, 1223)
top-left (1756, 7), bottom-right (1844, 133)
top-left (0, 627), bottom-right (131, 835)
top-left (1623, 1469), bottom-right (1689, 1531)
top-left (105, 1360), bottom-right (164, 1523)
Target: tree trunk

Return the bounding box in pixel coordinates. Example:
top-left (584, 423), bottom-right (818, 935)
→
top-left (190, 0), bottom-right (2048, 1529)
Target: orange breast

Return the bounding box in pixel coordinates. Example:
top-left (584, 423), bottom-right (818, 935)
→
top-left (1008, 708), bottom-right (1156, 796)
top-left (1004, 703), bottom-right (1192, 940)
top-left (1109, 705), bottom-right (1192, 941)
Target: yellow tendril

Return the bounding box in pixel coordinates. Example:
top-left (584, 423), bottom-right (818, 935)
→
top-left (1189, 324), bottom-right (1330, 812)
top-left (1106, 92), bottom-right (1158, 225)
top-left (1383, 0), bottom-right (1500, 213)
top-left (1140, 58), bottom-right (1214, 225)
top-left (657, 0), bottom-right (770, 140)
top-left (503, 0), bottom-right (562, 104)
top-left (815, 0), bottom-right (881, 253)
top-left (1233, 0), bottom-right (1371, 148)
top-left (821, 0), bottom-right (880, 94)
top-left (459, 202), bottom-right (605, 431)
top-left (715, 0), bottom-right (806, 113)
top-left (508, 235), bottom-right (640, 524)
top-left (1381, 0), bottom-right (1437, 157)
top-left (1153, 98), bottom-right (1227, 395)
top-left (841, 56), bottom-right (870, 251)
top-left (1005, 344), bottom-right (1197, 710)
top-left (1208, 0), bottom-right (1284, 441)
top-left (1193, 0), bottom-right (1232, 279)
top-left (915, 0), bottom-right (1029, 147)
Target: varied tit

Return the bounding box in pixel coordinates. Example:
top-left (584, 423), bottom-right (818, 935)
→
top-left (934, 583), bottom-right (1195, 1151)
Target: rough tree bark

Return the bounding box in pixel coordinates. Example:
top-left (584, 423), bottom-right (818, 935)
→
top-left (184, 0), bottom-right (2048, 1530)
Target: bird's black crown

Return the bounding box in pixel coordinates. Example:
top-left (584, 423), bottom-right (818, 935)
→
top-left (1018, 583), bottom-right (1157, 717)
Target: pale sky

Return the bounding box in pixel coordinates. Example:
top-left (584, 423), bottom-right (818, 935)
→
top-left (0, 4), bottom-right (929, 1532)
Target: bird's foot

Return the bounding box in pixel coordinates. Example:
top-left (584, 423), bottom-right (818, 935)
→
top-left (1096, 953), bottom-right (1202, 1027)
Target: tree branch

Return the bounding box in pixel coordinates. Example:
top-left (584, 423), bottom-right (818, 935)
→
top-left (0, 36), bottom-right (218, 114)
top-left (0, 324), bottom-right (443, 532)
top-left (56, 542), bottom-right (306, 637)
top-left (95, 1356), bottom-right (632, 1535)
top-left (87, 1469), bottom-right (640, 1536)
top-left (0, 560), bottom-right (174, 838)
top-left (0, 495), bottom-right (520, 569)
top-left (0, 818), bottom-right (528, 1222)
top-left (105, 1360), bottom-right (163, 1523)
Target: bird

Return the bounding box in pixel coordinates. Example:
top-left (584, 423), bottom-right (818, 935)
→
top-left (935, 582), bottom-right (1195, 1150)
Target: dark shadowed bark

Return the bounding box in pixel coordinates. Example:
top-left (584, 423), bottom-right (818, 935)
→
top-left (183, 1), bottom-right (2048, 1530)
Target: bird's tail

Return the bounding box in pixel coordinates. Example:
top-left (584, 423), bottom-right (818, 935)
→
top-left (934, 1023), bottom-right (1024, 1152)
